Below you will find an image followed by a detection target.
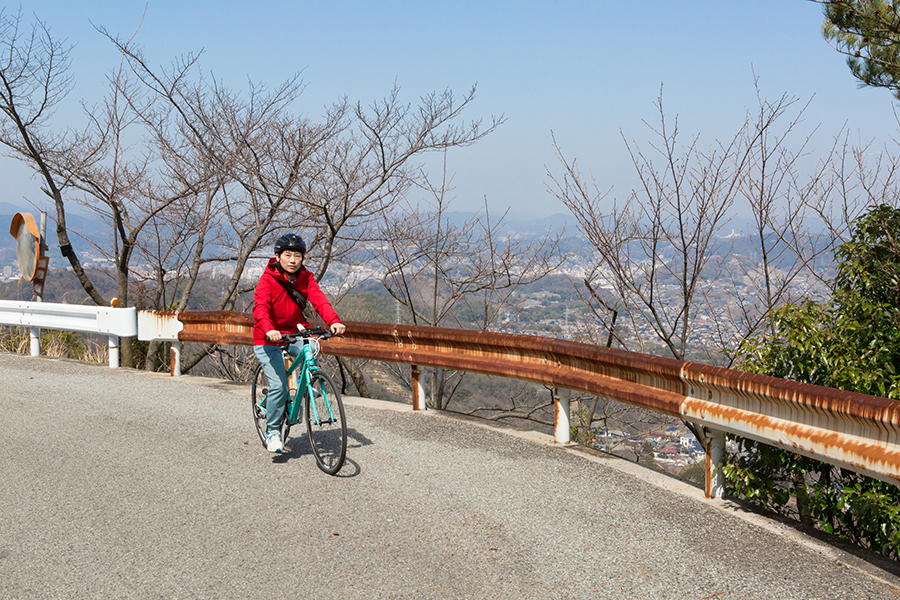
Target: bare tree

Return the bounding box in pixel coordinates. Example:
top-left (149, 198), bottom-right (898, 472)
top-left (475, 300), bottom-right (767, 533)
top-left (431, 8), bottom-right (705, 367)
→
top-left (545, 85), bottom-right (844, 447)
top-left (378, 156), bottom-right (565, 409)
top-left (0, 11), bottom-right (535, 388)
top-left (546, 83), bottom-right (841, 365)
top-left (105, 42), bottom-right (348, 372)
top-left (804, 132), bottom-right (900, 280)
top-left (0, 10), bottom-right (106, 304)
top-left (0, 11), bottom-right (220, 366)
top-left (548, 89), bottom-right (751, 362)
top-left (722, 116), bottom-right (900, 372)
top-left (107, 30), bottom-right (505, 380)
top-left (709, 87), bottom-right (836, 366)
top-left (69, 62), bottom-right (223, 365)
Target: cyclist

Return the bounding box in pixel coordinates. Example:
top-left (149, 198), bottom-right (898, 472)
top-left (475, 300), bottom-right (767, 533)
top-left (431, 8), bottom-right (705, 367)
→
top-left (252, 233), bottom-right (346, 453)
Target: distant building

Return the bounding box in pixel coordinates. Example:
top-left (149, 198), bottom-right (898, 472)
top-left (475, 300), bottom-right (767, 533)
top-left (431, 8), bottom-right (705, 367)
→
top-left (658, 445), bottom-right (679, 457)
top-left (680, 434), bottom-right (701, 452)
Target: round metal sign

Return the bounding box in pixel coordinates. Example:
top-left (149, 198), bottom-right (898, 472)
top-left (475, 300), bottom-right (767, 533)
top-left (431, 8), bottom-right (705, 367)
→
top-left (9, 213), bottom-right (41, 281)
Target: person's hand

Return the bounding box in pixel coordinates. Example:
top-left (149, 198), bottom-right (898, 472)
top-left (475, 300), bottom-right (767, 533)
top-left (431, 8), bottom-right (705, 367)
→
top-left (330, 322), bottom-right (346, 336)
top-left (266, 329), bottom-right (283, 342)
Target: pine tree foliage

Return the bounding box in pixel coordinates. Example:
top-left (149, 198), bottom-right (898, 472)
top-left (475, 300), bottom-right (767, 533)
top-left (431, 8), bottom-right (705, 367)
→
top-left (819, 0), bottom-right (900, 98)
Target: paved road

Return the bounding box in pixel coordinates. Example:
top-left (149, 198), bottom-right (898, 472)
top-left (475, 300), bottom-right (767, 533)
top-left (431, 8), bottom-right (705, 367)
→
top-left (1, 353), bottom-right (899, 599)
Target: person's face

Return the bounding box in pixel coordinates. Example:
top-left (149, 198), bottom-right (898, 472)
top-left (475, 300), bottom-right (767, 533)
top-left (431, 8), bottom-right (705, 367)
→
top-left (278, 250), bottom-right (303, 274)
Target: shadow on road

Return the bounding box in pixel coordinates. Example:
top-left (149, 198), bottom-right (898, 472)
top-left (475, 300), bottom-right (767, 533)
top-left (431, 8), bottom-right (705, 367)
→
top-left (267, 428), bottom-right (369, 479)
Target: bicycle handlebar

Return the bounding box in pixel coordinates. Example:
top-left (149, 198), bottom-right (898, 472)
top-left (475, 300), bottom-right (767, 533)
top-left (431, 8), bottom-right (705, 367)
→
top-left (279, 328), bottom-right (343, 343)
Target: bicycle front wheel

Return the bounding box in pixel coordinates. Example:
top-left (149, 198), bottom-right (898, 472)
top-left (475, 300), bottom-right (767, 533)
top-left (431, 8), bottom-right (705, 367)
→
top-left (304, 371), bottom-right (347, 474)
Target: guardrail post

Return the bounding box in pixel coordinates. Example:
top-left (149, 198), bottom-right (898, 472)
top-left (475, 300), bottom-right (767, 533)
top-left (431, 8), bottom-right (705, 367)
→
top-left (170, 344), bottom-right (182, 377)
top-left (554, 387), bottom-right (571, 444)
top-left (29, 327), bottom-right (40, 357)
top-left (108, 335), bottom-right (120, 368)
top-left (704, 429), bottom-right (726, 499)
top-left (411, 365), bottom-right (426, 411)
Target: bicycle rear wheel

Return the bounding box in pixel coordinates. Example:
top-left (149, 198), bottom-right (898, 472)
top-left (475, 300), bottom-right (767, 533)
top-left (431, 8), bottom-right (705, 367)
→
top-left (304, 371), bottom-right (347, 474)
top-left (251, 364), bottom-right (290, 448)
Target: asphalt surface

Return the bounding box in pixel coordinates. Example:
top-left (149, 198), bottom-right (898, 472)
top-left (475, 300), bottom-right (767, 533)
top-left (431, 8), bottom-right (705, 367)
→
top-left (2, 352), bottom-right (900, 599)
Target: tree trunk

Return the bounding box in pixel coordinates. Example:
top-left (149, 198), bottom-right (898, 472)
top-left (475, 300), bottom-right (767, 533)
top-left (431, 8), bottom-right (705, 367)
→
top-left (338, 357), bottom-right (369, 398)
top-left (181, 343), bottom-right (216, 374)
top-left (121, 337), bottom-right (134, 369)
top-left (434, 367), bottom-right (446, 409)
top-left (793, 471), bottom-right (814, 527)
top-left (144, 340), bottom-right (164, 372)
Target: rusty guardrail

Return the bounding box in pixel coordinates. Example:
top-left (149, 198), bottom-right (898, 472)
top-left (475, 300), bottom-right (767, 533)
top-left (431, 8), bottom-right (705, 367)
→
top-left (143, 310), bottom-right (900, 498)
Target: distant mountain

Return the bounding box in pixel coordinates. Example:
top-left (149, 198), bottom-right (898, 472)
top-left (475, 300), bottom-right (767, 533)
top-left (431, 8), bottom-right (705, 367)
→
top-left (501, 212), bottom-right (576, 234)
top-left (1, 204), bottom-right (578, 252)
top-left (1, 204), bottom-right (585, 268)
top-left (438, 210), bottom-right (579, 238)
top-left (0, 203), bottom-right (42, 250)
top-left (0, 202), bottom-right (28, 214)
top-left (0, 203), bottom-right (110, 253)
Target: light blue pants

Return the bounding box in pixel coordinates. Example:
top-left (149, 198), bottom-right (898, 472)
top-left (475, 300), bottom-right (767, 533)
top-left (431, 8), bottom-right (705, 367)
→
top-left (254, 342), bottom-right (302, 433)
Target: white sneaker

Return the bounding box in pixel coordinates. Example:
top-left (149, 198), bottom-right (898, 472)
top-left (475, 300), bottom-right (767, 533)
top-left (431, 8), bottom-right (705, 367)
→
top-left (266, 430), bottom-right (283, 453)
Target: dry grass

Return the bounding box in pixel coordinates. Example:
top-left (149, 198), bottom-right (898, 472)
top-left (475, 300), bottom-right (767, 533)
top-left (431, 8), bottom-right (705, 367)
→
top-left (0, 326), bottom-right (108, 363)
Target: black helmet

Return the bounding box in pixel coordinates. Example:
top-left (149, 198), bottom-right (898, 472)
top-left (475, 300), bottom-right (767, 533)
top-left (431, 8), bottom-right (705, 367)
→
top-left (274, 233), bottom-right (306, 255)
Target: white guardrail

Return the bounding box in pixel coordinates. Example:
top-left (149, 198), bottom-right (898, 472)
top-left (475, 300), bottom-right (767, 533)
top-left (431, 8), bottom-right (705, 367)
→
top-left (0, 300), bottom-right (137, 368)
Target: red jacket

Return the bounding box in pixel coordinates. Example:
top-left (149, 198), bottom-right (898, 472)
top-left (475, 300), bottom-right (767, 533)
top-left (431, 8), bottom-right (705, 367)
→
top-left (252, 257), bottom-right (342, 345)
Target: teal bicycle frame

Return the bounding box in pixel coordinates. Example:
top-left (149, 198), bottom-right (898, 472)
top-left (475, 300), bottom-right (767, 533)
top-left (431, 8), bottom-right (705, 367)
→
top-left (283, 338), bottom-right (336, 427)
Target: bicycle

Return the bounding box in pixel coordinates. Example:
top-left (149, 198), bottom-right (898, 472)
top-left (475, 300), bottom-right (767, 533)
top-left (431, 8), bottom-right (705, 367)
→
top-left (251, 328), bottom-right (347, 474)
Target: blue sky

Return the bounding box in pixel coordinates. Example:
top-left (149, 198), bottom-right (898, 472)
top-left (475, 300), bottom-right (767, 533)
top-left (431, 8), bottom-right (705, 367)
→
top-left (9, 1), bottom-right (900, 219)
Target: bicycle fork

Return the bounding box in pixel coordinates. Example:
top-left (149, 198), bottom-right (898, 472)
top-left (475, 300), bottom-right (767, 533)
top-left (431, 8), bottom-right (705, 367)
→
top-left (306, 373), bottom-right (336, 426)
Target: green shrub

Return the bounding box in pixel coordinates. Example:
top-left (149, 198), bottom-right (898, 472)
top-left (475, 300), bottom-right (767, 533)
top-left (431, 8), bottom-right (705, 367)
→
top-left (727, 204), bottom-right (900, 561)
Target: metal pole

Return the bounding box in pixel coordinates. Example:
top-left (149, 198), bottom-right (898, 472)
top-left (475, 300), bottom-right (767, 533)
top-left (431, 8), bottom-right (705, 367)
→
top-left (170, 344), bottom-right (182, 377)
top-left (705, 429), bottom-right (726, 499)
top-left (109, 335), bottom-right (119, 368)
top-left (554, 387), bottom-right (571, 444)
top-left (411, 365), bottom-right (426, 411)
top-left (32, 212), bottom-right (48, 301)
top-left (29, 327), bottom-right (40, 357)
